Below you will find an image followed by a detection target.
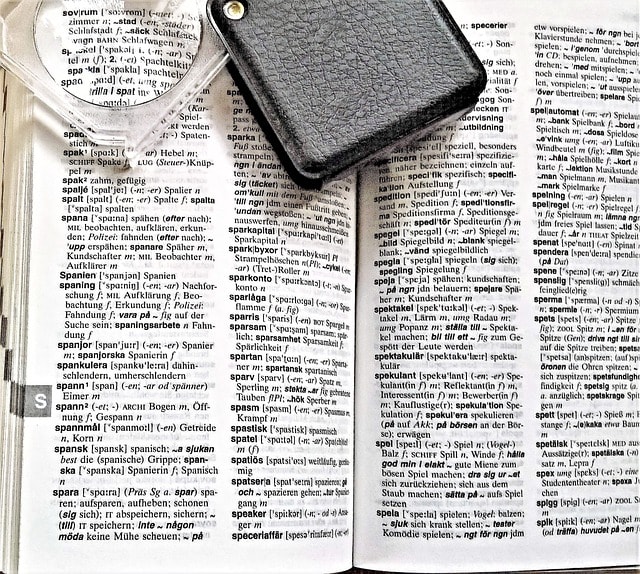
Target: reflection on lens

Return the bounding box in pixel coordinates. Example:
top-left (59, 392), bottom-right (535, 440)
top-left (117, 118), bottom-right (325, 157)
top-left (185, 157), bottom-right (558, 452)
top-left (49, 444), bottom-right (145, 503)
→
top-left (35, 0), bottom-right (202, 107)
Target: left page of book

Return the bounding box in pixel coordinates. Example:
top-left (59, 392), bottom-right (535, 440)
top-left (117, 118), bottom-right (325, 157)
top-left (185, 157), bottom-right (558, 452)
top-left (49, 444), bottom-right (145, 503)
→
top-left (11, 64), bottom-right (356, 573)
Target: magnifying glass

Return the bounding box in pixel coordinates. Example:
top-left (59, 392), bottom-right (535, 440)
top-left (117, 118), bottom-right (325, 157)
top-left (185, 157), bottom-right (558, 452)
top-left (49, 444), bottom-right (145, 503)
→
top-left (0, 0), bottom-right (228, 157)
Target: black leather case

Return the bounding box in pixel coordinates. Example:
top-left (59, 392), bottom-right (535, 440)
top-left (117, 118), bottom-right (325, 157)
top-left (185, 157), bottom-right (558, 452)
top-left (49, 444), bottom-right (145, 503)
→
top-left (207, 0), bottom-right (486, 185)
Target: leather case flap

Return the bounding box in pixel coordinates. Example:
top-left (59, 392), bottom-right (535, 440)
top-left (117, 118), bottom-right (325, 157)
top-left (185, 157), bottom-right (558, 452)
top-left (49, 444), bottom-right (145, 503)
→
top-left (208, 0), bottom-right (487, 182)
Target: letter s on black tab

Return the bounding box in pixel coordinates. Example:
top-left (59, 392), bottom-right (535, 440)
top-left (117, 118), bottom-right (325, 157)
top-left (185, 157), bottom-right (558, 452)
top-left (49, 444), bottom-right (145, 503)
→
top-left (207, 0), bottom-right (487, 185)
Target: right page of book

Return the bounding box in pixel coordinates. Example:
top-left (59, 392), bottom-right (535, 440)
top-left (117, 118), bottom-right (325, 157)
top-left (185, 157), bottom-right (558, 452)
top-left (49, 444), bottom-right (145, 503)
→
top-left (354, 0), bottom-right (639, 571)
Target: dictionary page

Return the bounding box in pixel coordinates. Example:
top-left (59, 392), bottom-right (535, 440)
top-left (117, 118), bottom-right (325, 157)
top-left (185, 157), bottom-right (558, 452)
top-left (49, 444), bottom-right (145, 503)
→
top-left (13, 65), bottom-right (356, 573)
top-left (355, 0), bottom-right (639, 571)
